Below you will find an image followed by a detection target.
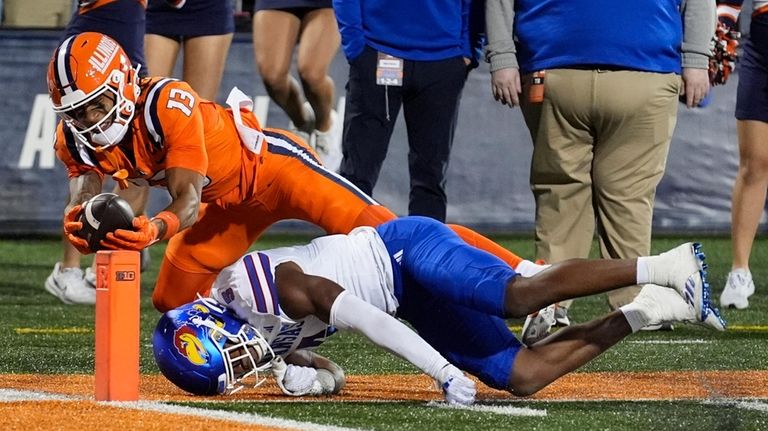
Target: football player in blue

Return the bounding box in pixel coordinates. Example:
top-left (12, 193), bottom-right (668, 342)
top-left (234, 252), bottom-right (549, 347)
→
top-left (153, 216), bottom-right (725, 405)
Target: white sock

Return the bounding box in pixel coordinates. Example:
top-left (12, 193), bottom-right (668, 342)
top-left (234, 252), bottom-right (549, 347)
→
top-left (516, 260), bottom-right (549, 277)
top-left (636, 255), bottom-right (674, 287)
top-left (636, 257), bottom-right (652, 284)
top-left (619, 302), bottom-right (649, 333)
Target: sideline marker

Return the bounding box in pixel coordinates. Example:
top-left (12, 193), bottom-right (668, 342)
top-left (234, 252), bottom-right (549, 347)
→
top-left (95, 250), bottom-right (140, 401)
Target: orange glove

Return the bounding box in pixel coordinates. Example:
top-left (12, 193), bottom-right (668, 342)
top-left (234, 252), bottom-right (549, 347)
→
top-left (102, 215), bottom-right (159, 251)
top-left (63, 204), bottom-right (93, 254)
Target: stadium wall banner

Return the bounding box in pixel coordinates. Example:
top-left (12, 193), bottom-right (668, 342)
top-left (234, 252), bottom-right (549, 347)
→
top-left (0, 31), bottom-right (755, 235)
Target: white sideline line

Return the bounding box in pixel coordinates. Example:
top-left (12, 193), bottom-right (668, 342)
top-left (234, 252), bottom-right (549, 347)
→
top-left (428, 401), bottom-right (547, 417)
top-left (705, 399), bottom-right (768, 412)
top-left (0, 389), bottom-right (75, 402)
top-left (109, 400), bottom-right (366, 431)
top-left (1, 390), bottom-right (365, 431)
top-left (628, 339), bottom-right (710, 344)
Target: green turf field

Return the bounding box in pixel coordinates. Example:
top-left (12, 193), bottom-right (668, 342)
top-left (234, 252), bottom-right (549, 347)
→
top-left (1, 235), bottom-right (766, 430)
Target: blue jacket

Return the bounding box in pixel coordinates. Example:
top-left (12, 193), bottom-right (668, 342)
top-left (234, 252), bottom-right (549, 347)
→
top-left (514, 0), bottom-right (683, 74)
top-left (333, 0), bottom-right (484, 63)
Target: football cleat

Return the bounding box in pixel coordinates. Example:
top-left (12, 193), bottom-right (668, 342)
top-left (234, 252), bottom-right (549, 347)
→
top-left (45, 262), bottom-right (95, 305)
top-left (640, 322), bottom-right (674, 332)
top-left (521, 304), bottom-right (556, 346)
top-left (631, 284), bottom-right (725, 332)
top-left (288, 101), bottom-right (316, 147)
top-left (720, 270), bottom-right (755, 310)
top-left (553, 305), bottom-right (571, 327)
top-left (650, 243), bottom-right (712, 322)
top-left (84, 267), bottom-right (96, 289)
top-left (313, 109), bottom-right (342, 173)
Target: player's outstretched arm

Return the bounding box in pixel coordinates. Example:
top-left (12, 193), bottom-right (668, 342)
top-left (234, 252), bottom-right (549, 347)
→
top-left (162, 166), bottom-right (203, 233)
top-left (103, 167), bottom-right (203, 250)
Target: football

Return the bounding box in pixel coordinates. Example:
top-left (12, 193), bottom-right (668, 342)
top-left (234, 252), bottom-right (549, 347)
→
top-left (77, 193), bottom-right (135, 251)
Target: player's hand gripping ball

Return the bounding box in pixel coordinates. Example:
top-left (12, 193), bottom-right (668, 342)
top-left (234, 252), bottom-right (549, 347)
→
top-left (77, 193), bottom-right (135, 251)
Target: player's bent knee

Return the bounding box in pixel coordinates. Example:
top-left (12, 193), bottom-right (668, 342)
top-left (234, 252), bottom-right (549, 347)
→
top-left (153, 260), bottom-right (218, 312)
top-left (504, 277), bottom-right (534, 318)
top-left (352, 205), bottom-right (396, 229)
top-left (507, 381), bottom-right (542, 398)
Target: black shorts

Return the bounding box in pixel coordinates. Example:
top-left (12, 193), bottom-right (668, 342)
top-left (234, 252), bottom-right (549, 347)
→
top-left (736, 13), bottom-right (768, 122)
top-left (146, 0), bottom-right (235, 38)
top-left (65, 0), bottom-right (146, 72)
top-left (255, 0), bottom-right (332, 14)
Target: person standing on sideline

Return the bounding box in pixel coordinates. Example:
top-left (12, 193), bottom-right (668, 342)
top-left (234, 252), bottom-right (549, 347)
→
top-left (717, 0), bottom-right (764, 310)
top-left (144, 0), bottom-right (234, 102)
top-left (333, 0), bottom-right (485, 222)
top-left (485, 0), bottom-right (714, 342)
top-left (45, 0), bottom-right (149, 306)
top-left (252, 0), bottom-right (343, 172)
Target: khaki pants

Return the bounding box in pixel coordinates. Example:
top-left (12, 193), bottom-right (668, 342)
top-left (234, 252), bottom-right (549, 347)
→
top-left (520, 69), bottom-right (681, 309)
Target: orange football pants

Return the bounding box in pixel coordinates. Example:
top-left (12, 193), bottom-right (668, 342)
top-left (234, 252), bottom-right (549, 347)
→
top-left (153, 130), bottom-right (523, 311)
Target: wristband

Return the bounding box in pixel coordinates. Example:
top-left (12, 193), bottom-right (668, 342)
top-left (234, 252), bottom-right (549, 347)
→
top-left (151, 211), bottom-right (180, 241)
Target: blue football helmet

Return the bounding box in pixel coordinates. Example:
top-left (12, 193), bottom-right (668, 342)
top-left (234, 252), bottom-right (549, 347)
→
top-left (153, 297), bottom-right (275, 395)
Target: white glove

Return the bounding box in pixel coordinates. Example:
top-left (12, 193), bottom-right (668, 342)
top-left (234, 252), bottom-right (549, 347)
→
top-left (436, 364), bottom-right (476, 406)
top-left (271, 356), bottom-right (327, 396)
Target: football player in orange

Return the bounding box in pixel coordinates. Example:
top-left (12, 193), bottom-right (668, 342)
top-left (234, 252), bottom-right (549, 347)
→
top-left (48, 32), bottom-right (526, 312)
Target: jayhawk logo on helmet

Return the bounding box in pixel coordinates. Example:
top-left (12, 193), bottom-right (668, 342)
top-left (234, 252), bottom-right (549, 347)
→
top-left (173, 325), bottom-right (210, 366)
top-left (47, 32), bottom-right (140, 149)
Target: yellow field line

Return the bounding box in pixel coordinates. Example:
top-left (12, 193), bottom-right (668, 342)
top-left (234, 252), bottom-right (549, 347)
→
top-left (14, 327), bottom-right (92, 334)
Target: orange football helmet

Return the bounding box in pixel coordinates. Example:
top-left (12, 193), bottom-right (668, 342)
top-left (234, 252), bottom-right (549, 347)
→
top-left (47, 32), bottom-right (140, 149)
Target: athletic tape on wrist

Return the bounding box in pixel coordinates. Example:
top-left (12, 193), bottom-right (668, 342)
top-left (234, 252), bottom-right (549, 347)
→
top-left (151, 211), bottom-right (180, 241)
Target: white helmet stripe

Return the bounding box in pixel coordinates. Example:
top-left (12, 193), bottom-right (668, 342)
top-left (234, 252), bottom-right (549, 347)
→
top-left (144, 78), bottom-right (175, 143)
top-left (56, 36), bottom-right (76, 95)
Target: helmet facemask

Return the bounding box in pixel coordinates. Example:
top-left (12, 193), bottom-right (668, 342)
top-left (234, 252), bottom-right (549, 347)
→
top-left (192, 300), bottom-right (276, 394)
top-left (55, 66), bottom-right (139, 150)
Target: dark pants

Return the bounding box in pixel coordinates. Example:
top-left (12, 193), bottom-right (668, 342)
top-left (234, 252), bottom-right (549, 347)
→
top-left (339, 46), bottom-right (467, 222)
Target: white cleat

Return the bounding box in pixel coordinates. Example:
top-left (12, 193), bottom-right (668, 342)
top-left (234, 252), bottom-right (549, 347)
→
top-left (554, 305), bottom-right (571, 327)
top-left (288, 101), bottom-right (316, 147)
top-left (651, 242), bottom-right (710, 321)
top-left (521, 304), bottom-right (557, 346)
top-left (44, 262), bottom-right (95, 305)
top-left (720, 270), bottom-right (755, 310)
top-left (84, 267), bottom-right (96, 289)
top-left (313, 109), bottom-right (342, 173)
top-left (632, 284), bottom-right (725, 331)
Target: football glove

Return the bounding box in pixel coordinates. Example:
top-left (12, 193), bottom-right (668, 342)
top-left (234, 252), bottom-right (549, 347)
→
top-left (102, 215), bottom-right (159, 251)
top-left (271, 356), bottom-right (328, 396)
top-left (436, 364), bottom-right (476, 406)
top-left (63, 204), bottom-right (92, 254)
top-left (709, 19), bottom-right (740, 86)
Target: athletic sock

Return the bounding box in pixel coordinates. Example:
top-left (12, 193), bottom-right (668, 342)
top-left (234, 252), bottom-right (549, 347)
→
top-left (619, 302), bottom-right (650, 333)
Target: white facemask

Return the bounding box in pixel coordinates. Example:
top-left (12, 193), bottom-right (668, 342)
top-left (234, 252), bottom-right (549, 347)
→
top-left (90, 120), bottom-right (130, 147)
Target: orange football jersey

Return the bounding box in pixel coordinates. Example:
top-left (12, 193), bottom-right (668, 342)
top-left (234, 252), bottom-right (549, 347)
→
top-left (55, 77), bottom-right (260, 205)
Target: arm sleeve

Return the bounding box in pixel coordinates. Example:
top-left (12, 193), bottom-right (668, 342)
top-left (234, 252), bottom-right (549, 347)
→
top-left (332, 0), bottom-right (366, 60)
top-left (681, 0), bottom-right (716, 69)
top-left (329, 291), bottom-right (450, 380)
top-left (484, 0), bottom-right (518, 71)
